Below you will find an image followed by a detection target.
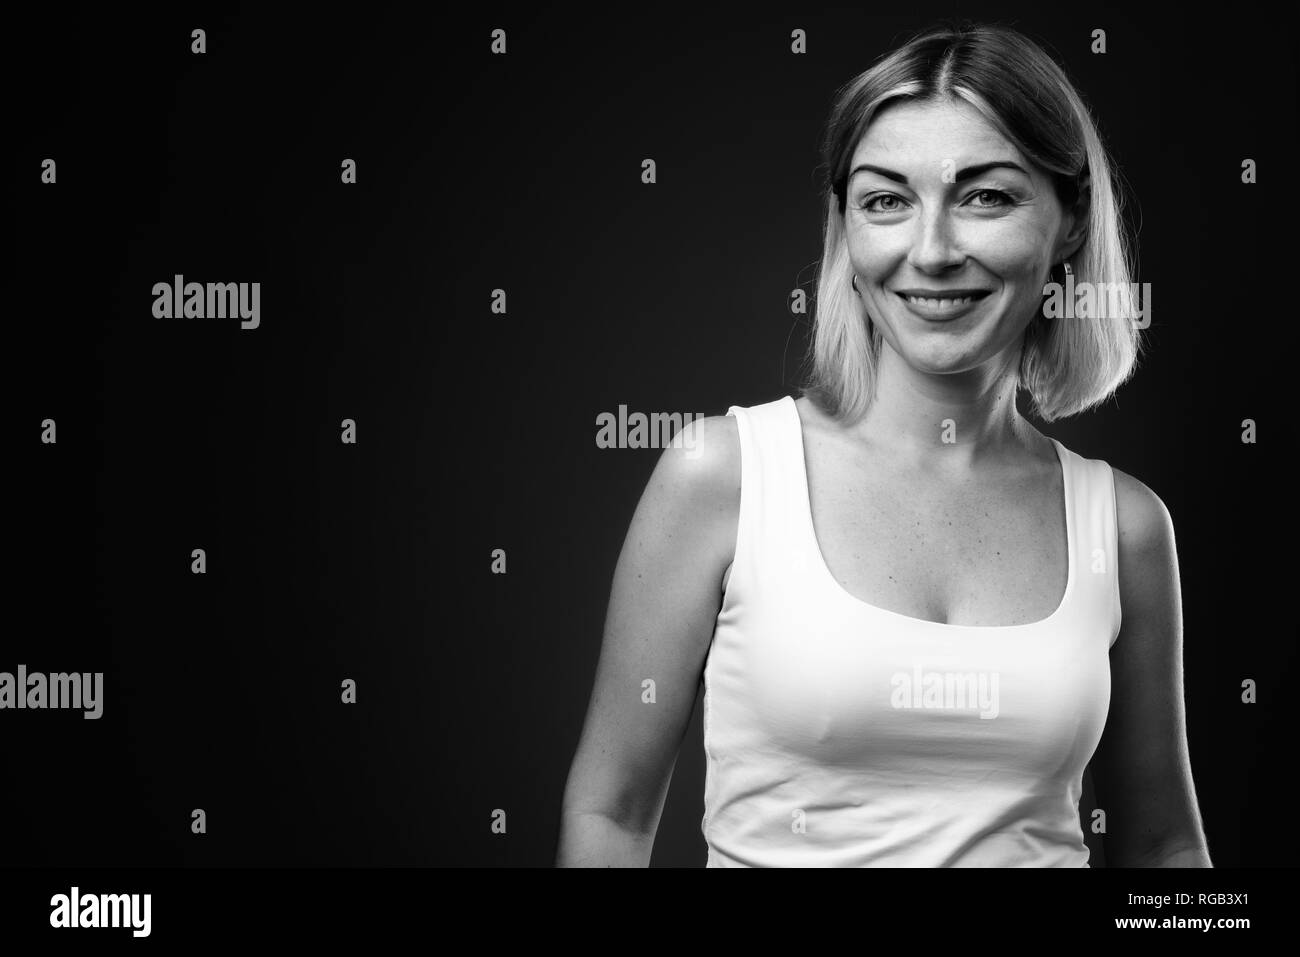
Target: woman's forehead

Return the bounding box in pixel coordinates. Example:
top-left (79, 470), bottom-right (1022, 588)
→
top-left (851, 99), bottom-right (1023, 170)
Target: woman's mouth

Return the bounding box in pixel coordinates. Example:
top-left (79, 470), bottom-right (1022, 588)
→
top-left (892, 289), bottom-right (992, 320)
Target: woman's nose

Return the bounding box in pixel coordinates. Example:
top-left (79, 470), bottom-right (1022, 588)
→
top-left (906, 208), bottom-right (965, 274)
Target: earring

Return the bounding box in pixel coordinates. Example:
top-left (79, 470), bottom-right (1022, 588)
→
top-left (851, 275), bottom-right (860, 293)
top-left (1062, 261), bottom-right (1073, 278)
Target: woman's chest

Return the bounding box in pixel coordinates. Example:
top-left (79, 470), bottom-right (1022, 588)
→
top-left (806, 449), bottom-right (1069, 628)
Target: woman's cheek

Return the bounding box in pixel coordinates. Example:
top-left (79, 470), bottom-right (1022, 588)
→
top-left (969, 215), bottom-right (1056, 272)
top-left (850, 230), bottom-right (909, 271)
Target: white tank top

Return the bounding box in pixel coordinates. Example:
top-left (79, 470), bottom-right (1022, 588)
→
top-left (702, 395), bottom-right (1121, 867)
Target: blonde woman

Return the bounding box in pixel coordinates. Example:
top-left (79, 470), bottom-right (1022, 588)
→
top-left (558, 21), bottom-right (1210, 868)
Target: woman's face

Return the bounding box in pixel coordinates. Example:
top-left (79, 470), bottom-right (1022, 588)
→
top-left (845, 97), bottom-right (1081, 376)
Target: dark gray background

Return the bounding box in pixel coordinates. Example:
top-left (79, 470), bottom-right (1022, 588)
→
top-left (9, 2), bottom-right (1294, 865)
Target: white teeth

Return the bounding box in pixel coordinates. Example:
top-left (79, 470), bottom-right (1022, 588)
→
top-left (904, 295), bottom-right (975, 307)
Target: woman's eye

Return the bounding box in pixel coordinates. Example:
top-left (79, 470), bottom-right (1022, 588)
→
top-left (859, 190), bottom-right (1012, 213)
top-left (861, 194), bottom-right (905, 212)
top-left (968, 189), bottom-right (1013, 208)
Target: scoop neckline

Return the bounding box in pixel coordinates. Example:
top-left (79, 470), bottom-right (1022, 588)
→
top-left (785, 395), bottom-right (1075, 631)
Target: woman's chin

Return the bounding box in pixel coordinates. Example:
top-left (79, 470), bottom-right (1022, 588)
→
top-left (898, 343), bottom-right (985, 375)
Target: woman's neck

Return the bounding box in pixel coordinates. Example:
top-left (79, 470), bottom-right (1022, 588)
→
top-left (847, 345), bottom-right (1041, 471)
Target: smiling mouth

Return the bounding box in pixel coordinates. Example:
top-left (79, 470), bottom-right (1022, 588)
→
top-left (894, 290), bottom-right (992, 307)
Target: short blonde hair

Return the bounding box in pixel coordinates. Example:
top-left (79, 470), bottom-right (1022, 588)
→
top-left (801, 21), bottom-right (1144, 424)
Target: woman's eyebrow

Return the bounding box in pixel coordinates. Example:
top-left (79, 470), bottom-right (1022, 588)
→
top-left (848, 160), bottom-right (1029, 184)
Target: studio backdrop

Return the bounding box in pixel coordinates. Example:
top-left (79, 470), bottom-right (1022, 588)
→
top-left (8, 3), bottom-right (1294, 867)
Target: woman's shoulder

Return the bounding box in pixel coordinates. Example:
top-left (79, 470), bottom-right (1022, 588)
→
top-left (660, 392), bottom-right (805, 473)
top-left (644, 409), bottom-right (742, 516)
top-left (1092, 460), bottom-right (1181, 648)
top-left (643, 392), bottom-right (808, 537)
top-left (1051, 439), bottom-right (1171, 538)
top-left (1047, 440), bottom-right (1177, 628)
top-left (1109, 463), bottom-right (1176, 558)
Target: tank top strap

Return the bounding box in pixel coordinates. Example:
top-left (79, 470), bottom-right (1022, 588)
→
top-left (723, 396), bottom-right (810, 602)
top-left (1053, 439), bottom-right (1123, 648)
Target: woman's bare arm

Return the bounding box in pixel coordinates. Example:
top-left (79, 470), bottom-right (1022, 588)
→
top-left (1089, 467), bottom-right (1212, 867)
top-left (556, 414), bottom-right (740, 866)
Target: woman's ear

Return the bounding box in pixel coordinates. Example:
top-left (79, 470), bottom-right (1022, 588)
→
top-left (1057, 177), bottom-right (1091, 262)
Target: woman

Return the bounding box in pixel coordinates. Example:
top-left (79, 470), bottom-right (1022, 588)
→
top-left (557, 22), bottom-right (1211, 867)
